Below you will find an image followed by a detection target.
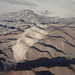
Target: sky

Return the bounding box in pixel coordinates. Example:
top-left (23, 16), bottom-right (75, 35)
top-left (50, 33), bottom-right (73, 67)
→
top-left (0, 0), bottom-right (75, 17)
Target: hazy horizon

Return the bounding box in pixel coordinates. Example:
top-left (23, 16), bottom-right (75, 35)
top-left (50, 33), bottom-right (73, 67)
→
top-left (0, 0), bottom-right (75, 17)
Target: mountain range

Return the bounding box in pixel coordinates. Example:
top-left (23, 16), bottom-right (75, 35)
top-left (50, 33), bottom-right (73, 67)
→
top-left (0, 9), bottom-right (75, 75)
top-left (0, 0), bottom-right (75, 75)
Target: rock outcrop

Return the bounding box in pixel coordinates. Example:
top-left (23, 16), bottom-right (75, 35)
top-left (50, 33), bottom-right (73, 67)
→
top-left (0, 10), bottom-right (75, 75)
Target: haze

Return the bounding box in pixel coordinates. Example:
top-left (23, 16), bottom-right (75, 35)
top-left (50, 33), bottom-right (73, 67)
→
top-left (0, 0), bottom-right (75, 17)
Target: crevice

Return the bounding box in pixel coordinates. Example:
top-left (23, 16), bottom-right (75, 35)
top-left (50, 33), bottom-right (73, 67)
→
top-left (38, 42), bottom-right (66, 55)
top-left (31, 46), bottom-right (52, 57)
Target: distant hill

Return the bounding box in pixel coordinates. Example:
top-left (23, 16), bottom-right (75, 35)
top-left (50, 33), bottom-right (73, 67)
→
top-left (0, 0), bottom-right (75, 17)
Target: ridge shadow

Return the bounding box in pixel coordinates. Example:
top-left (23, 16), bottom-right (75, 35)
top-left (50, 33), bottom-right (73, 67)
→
top-left (14, 57), bottom-right (75, 71)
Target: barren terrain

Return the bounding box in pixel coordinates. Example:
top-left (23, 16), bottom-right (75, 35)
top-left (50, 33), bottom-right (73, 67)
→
top-left (0, 10), bottom-right (75, 75)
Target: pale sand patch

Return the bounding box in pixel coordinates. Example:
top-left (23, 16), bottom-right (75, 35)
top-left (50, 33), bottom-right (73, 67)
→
top-left (12, 24), bottom-right (48, 62)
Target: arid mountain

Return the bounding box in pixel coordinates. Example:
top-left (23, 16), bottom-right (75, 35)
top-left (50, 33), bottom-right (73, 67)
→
top-left (0, 10), bottom-right (75, 75)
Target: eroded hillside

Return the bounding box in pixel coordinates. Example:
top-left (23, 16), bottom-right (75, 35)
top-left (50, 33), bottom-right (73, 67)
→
top-left (0, 10), bottom-right (75, 75)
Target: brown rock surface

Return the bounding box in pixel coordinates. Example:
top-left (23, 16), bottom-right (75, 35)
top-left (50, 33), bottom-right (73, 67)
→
top-left (0, 10), bottom-right (75, 75)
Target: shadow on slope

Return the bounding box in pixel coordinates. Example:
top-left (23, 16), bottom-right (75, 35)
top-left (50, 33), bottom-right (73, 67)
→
top-left (35, 71), bottom-right (54, 75)
top-left (15, 57), bottom-right (75, 72)
top-left (37, 42), bottom-right (66, 55)
top-left (3, 20), bottom-right (15, 22)
top-left (0, 56), bottom-right (75, 75)
top-left (0, 50), bottom-right (7, 56)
